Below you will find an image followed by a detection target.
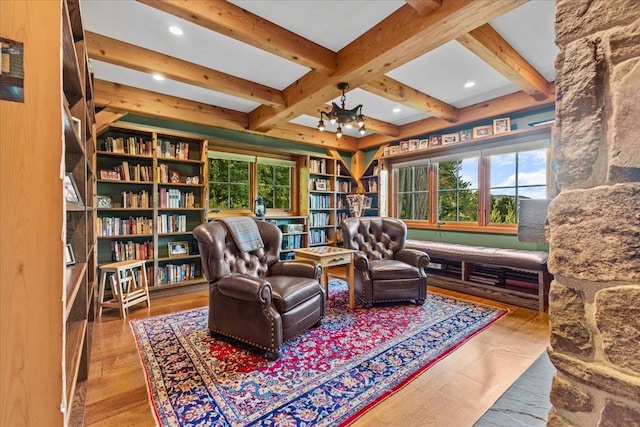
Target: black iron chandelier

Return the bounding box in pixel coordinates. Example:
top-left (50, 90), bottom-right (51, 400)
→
top-left (317, 83), bottom-right (365, 139)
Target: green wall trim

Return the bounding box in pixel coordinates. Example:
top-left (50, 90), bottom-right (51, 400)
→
top-left (407, 228), bottom-right (549, 251)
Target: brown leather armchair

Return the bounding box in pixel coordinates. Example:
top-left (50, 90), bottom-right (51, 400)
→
top-left (193, 218), bottom-right (325, 360)
top-left (340, 217), bottom-right (429, 308)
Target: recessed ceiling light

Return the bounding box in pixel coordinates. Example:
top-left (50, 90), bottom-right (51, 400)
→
top-left (393, 107), bottom-right (401, 113)
top-left (345, 124), bottom-right (353, 129)
top-left (464, 81), bottom-right (476, 88)
top-left (153, 74), bottom-right (165, 81)
top-left (169, 26), bottom-right (183, 36)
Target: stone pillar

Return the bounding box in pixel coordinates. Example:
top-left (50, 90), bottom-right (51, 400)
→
top-left (547, 1), bottom-right (640, 426)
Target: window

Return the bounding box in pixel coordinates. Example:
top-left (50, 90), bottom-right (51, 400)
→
top-left (257, 158), bottom-right (293, 210)
top-left (392, 139), bottom-right (549, 231)
top-left (488, 148), bottom-right (547, 224)
top-left (208, 151), bottom-right (295, 212)
top-left (397, 163), bottom-right (429, 220)
top-left (437, 157), bottom-right (478, 222)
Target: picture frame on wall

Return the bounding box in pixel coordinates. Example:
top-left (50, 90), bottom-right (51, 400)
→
top-left (400, 141), bottom-right (409, 152)
top-left (97, 195), bottom-right (113, 208)
top-left (442, 133), bottom-right (460, 144)
top-left (419, 139), bottom-right (429, 149)
top-left (315, 180), bottom-right (327, 191)
top-left (493, 117), bottom-right (511, 134)
top-left (64, 173), bottom-right (84, 206)
top-left (429, 135), bottom-right (442, 147)
top-left (473, 125), bottom-right (493, 139)
top-left (459, 129), bottom-right (473, 141)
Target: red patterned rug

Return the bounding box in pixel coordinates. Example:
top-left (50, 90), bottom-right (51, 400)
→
top-left (130, 281), bottom-right (508, 426)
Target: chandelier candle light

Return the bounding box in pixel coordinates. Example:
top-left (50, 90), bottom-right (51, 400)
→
top-left (318, 83), bottom-right (365, 139)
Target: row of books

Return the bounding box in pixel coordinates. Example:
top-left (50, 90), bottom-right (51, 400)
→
top-left (309, 158), bottom-right (328, 174)
top-left (309, 229), bottom-right (329, 245)
top-left (155, 263), bottom-right (197, 285)
top-left (158, 188), bottom-right (196, 208)
top-left (101, 136), bottom-right (153, 155)
top-left (310, 194), bottom-right (332, 209)
top-left (101, 162), bottom-right (153, 182)
top-left (157, 214), bottom-right (188, 234)
top-left (158, 140), bottom-right (191, 160)
top-left (97, 216), bottom-right (153, 237)
top-left (110, 240), bottom-right (153, 262)
top-left (281, 234), bottom-right (303, 250)
top-left (122, 190), bottom-right (151, 209)
top-left (309, 212), bottom-right (330, 227)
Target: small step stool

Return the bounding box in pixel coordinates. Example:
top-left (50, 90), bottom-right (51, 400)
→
top-left (98, 260), bottom-right (150, 319)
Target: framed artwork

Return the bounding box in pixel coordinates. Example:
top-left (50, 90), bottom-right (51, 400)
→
top-left (383, 146), bottom-right (390, 156)
top-left (409, 139), bottom-right (419, 150)
top-left (419, 139), bottom-right (429, 149)
top-left (429, 135), bottom-right (442, 147)
top-left (169, 170), bottom-right (181, 183)
top-left (97, 195), bottom-right (112, 208)
top-left (493, 117), bottom-right (511, 134)
top-left (400, 141), bottom-right (409, 152)
top-left (362, 197), bottom-right (373, 209)
top-left (315, 180), bottom-right (327, 191)
top-left (390, 146), bottom-right (400, 154)
top-left (168, 241), bottom-right (189, 257)
top-left (459, 129), bottom-right (473, 141)
top-left (65, 244), bottom-right (76, 266)
top-left (64, 173), bottom-right (84, 206)
top-left (473, 125), bottom-right (493, 139)
top-left (442, 133), bottom-right (459, 144)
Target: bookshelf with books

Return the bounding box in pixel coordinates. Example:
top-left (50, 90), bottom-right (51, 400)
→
top-left (96, 124), bottom-right (208, 292)
top-left (306, 155), bottom-right (357, 247)
top-left (265, 215), bottom-right (308, 260)
top-left (360, 160), bottom-right (380, 217)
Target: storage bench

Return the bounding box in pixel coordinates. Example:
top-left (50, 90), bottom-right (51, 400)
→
top-left (406, 240), bottom-right (552, 312)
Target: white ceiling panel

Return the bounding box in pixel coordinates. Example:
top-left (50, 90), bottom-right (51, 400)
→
top-left (229, 1), bottom-right (405, 51)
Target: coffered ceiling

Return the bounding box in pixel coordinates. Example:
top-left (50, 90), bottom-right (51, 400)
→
top-left (81, 0), bottom-right (558, 153)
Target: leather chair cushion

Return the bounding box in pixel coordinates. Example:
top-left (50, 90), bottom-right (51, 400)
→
top-left (269, 275), bottom-right (322, 312)
top-left (369, 259), bottom-right (420, 280)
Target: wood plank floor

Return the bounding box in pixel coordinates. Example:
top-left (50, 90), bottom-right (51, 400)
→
top-left (85, 285), bottom-right (550, 427)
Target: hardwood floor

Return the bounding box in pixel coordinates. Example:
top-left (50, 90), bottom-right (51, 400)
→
top-left (84, 285), bottom-right (550, 427)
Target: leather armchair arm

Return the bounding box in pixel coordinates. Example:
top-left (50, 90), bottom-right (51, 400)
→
top-left (270, 260), bottom-right (321, 280)
top-left (396, 248), bottom-right (430, 269)
top-left (217, 274), bottom-right (272, 304)
top-left (353, 252), bottom-right (371, 272)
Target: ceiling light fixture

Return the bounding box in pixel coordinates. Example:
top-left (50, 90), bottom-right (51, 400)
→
top-left (153, 74), bottom-right (165, 81)
top-left (464, 81), bottom-right (475, 88)
top-left (169, 26), bottom-right (183, 36)
top-left (393, 107), bottom-right (402, 113)
top-left (317, 83), bottom-right (365, 138)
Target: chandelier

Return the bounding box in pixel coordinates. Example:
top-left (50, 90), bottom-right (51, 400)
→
top-left (317, 83), bottom-right (365, 139)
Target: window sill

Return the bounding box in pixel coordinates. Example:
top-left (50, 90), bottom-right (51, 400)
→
top-left (402, 220), bottom-right (518, 235)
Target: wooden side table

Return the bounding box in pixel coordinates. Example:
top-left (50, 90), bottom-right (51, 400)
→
top-left (294, 246), bottom-right (357, 309)
top-left (98, 259), bottom-right (151, 319)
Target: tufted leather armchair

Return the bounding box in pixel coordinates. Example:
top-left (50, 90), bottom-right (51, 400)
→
top-left (193, 218), bottom-right (325, 360)
top-left (340, 217), bottom-right (430, 308)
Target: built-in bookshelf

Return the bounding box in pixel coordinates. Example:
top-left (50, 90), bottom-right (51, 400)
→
top-left (96, 124), bottom-right (208, 291)
top-left (307, 155), bottom-right (357, 247)
top-left (265, 215), bottom-right (308, 260)
top-left (360, 160), bottom-right (380, 217)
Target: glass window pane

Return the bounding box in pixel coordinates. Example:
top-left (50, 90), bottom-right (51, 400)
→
top-left (518, 149), bottom-right (547, 186)
top-left (415, 166), bottom-right (429, 191)
top-left (415, 191), bottom-right (429, 220)
top-left (230, 161), bottom-right (249, 182)
top-left (459, 158), bottom-right (478, 190)
top-left (398, 193), bottom-right (413, 219)
top-left (274, 166), bottom-right (290, 185)
top-left (275, 187), bottom-right (290, 209)
top-left (519, 185), bottom-right (547, 200)
top-left (438, 191), bottom-right (457, 221)
top-left (398, 168), bottom-right (413, 192)
top-left (438, 161), bottom-right (458, 190)
top-left (230, 184), bottom-right (249, 209)
top-left (490, 193), bottom-right (517, 224)
top-left (490, 153), bottom-right (516, 188)
top-left (458, 190), bottom-right (478, 222)
top-left (209, 184), bottom-right (229, 209)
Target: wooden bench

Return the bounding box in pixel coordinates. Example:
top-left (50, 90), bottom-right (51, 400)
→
top-left (406, 240), bottom-right (552, 312)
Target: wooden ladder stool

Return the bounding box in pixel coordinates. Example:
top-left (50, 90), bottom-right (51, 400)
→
top-left (98, 260), bottom-right (151, 319)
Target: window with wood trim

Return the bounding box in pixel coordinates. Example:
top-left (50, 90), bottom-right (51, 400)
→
top-left (208, 151), bottom-right (295, 212)
top-left (392, 140), bottom-right (549, 230)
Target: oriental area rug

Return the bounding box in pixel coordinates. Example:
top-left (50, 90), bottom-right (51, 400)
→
top-left (130, 280), bottom-right (508, 427)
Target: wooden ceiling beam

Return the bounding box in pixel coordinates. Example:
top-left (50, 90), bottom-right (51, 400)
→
top-left (405, 0), bottom-right (442, 16)
top-left (94, 80), bottom-right (357, 152)
top-left (95, 108), bottom-right (127, 134)
top-left (249, 0), bottom-right (526, 133)
top-left (137, 0), bottom-right (337, 75)
top-left (86, 31), bottom-right (283, 108)
top-left (456, 24), bottom-right (552, 101)
top-left (357, 85), bottom-right (555, 150)
top-left (95, 79), bottom-right (248, 130)
top-left (362, 76), bottom-right (459, 122)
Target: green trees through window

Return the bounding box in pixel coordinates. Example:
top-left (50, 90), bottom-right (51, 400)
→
top-left (208, 158), bottom-right (250, 210)
top-left (258, 163), bottom-right (291, 210)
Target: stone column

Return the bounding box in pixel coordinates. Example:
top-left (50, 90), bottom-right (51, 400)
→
top-left (546, 1), bottom-right (640, 426)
